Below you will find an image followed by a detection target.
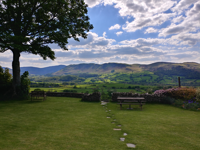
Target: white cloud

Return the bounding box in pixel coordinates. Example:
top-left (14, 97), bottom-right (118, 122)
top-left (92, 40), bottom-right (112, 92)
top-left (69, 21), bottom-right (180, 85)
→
top-left (171, 0), bottom-right (199, 14)
top-left (145, 27), bottom-right (158, 34)
top-left (159, 2), bottom-right (200, 38)
top-left (172, 15), bottom-right (185, 23)
top-left (123, 13), bottom-right (175, 32)
top-left (103, 32), bottom-right (107, 37)
top-left (84, 0), bottom-right (102, 8)
top-left (116, 31), bottom-right (123, 36)
top-left (68, 32), bottom-right (116, 48)
top-left (167, 32), bottom-right (200, 46)
top-left (109, 24), bottom-right (121, 30)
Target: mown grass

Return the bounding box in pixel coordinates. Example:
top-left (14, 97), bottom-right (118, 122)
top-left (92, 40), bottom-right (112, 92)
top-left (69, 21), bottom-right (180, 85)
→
top-left (1, 97), bottom-right (200, 150)
top-left (106, 103), bottom-right (200, 150)
top-left (0, 97), bottom-right (124, 150)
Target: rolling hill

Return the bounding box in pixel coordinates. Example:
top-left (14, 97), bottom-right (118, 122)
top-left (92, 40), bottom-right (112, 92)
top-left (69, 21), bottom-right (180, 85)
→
top-left (2, 62), bottom-right (200, 86)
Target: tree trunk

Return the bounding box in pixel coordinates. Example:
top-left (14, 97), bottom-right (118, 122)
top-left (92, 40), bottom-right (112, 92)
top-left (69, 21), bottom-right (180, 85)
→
top-left (12, 50), bottom-right (21, 96)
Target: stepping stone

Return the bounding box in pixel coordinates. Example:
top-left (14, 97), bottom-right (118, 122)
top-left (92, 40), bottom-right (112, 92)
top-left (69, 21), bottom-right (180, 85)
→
top-left (117, 125), bottom-right (121, 127)
top-left (120, 138), bottom-right (125, 141)
top-left (113, 128), bottom-right (121, 130)
top-left (111, 122), bottom-right (115, 124)
top-left (126, 143), bottom-right (136, 148)
top-left (101, 103), bottom-right (107, 105)
top-left (123, 133), bottom-right (128, 136)
top-left (109, 110), bottom-right (111, 111)
top-left (107, 117), bottom-right (110, 118)
top-left (113, 119), bottom-right (116, 121)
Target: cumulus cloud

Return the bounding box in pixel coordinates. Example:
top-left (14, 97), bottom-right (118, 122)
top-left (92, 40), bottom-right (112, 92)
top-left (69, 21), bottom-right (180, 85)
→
top-left (84, 0), bottom-right (102, 8)
top-left (172, 15), bottom-right (185, 23)
top-left (120, 38), bottom-right (164, 47)
top-left (67, 32), bottom-right (115, 48)
top-left (168, 32), bottom-right (200, 46)
top-left (109, 24), bottom-right (121, 30)
top-left (116, 31), bottom-right (123, 36)
top-left (171, 0), bottom-right (199, 14)
top-left (159, 1), bottom-right (200, 38)
top-left (103, 32), bottom-right (107, 37)
top-left (145, 27), bottom-right (158, 34)
top-left (123, 13), bottom-right (175, 32)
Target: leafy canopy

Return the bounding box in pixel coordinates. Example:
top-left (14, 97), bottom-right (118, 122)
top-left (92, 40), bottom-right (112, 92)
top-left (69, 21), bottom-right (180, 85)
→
top-left (0, 0), bottom-right (93, 59)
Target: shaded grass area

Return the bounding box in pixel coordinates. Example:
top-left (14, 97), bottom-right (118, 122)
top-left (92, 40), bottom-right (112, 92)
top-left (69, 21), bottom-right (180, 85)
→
top-left (106, 103), bottom-right (200, 150)
top-left (0, 97), bottom-right (124, 150)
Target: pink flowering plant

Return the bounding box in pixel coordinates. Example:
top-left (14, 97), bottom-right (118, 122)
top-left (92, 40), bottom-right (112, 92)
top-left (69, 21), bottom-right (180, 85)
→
top-left (154, 87), bottom-right (196, 101)
top-left (154, 87), bottom-right (200, 110)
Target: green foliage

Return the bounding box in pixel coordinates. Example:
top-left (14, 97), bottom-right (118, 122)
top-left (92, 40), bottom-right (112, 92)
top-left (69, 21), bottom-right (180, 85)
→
top-left (18, 71), bottom-right (31, 99)
top-left (0, 66), bottom-right (12, 97)
top-left (31, 82), bottom-right (60, 87)
top-left (196, 88), bottom-right (200, 101)
top-left (0, 0), bottom-right (93, 57)
top-left (84, 91), bottom-right (89, 94)
top-left (34, 88), bottom-right (43, 91)
top-left (0, 0), bottom-right (93, 94)
top-left (161, 96), bottom-right (176, 104)
top-left (92, 87), bottom-right (99, 93)
top-left (184, 102), bottom-right (200, 110)
top-left (173, 99), bottom-right (184, 107)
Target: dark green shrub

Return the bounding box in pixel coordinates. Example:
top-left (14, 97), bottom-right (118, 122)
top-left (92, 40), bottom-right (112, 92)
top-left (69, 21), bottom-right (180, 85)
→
top-left (173, 99), bottom-right (184, 107)
top-left (161, 96), bottom-right (175, 104)
top-left (34, 88), bottom-right (43, 91)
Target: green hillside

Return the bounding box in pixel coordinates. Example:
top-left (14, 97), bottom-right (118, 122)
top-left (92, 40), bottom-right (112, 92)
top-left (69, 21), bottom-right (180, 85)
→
top-left (31, 62), bottom-right (200, 86)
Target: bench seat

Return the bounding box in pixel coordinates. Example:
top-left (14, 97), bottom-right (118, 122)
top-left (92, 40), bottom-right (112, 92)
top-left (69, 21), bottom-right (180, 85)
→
top-left (31, 91), bottom-right (46, 101)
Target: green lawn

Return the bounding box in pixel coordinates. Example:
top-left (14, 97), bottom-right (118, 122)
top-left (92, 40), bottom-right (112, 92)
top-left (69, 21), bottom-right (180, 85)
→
top-left (0, 97), bottom-right (200, 150)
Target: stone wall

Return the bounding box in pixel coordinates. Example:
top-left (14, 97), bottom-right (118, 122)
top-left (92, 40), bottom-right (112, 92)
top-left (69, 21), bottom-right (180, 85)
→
top-left (112, 92), bottom-right (162, 103)
top-left (46, 92), bottom-right (101, 102)
top-left (81, 92), bottom-right (101, 102)
top-left (46, 92), bottom-right (84, 98)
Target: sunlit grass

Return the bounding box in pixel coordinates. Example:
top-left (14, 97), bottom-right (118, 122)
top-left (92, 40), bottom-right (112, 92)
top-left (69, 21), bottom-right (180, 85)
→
top-left (0, 97), bottom-right (200, 149)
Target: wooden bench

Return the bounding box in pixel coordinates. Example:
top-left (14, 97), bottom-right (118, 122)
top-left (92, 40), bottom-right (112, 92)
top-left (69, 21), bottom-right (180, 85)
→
top-left (31, 91), bottom-right (46, 101)
top-left (117, 97), bottom-right (146, 110)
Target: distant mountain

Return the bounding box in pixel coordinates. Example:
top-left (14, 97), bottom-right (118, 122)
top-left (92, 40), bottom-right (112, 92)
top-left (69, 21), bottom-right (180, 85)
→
top-left (20, 65), bottom-right (66, 75)
top-left (52, 62), bottom-right (200, 77)
top-left (1, 65), bottom-right (66, 75)
top-left (52, 63), bottom-right (142, 75)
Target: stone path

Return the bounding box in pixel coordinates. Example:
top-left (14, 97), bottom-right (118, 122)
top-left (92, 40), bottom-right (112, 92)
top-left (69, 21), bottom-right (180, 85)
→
top-left (101, 101), bottom-right (136, 148)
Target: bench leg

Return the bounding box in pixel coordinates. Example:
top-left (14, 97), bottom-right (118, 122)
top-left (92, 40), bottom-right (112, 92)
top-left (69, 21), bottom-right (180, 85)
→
top-left (140, 105), bottom-right (142, 110)
top-left (129, 104), bottom-right (131, 109)
top-left (120, 104), bottom-right (122, 110)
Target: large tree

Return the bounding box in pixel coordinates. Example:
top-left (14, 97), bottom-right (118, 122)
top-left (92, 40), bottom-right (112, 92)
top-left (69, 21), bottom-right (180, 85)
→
top-left (0, 0), bottom-right (93, 95)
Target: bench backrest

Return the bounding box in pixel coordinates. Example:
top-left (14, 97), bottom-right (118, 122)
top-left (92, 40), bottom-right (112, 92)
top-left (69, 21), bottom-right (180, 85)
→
top-left (117, 97), bottom-right (146, 103)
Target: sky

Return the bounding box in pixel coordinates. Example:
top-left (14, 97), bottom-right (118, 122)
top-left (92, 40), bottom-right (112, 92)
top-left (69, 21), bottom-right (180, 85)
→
top-left (0, 0), bottom-right (200, 68)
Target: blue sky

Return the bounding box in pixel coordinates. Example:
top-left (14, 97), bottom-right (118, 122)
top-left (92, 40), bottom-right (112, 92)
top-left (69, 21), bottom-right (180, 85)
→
top-left (1, 0), bottom-right (200, 68)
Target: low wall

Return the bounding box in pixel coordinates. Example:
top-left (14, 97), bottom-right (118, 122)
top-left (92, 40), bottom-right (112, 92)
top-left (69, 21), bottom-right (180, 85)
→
top-left (46, 92), bottom-right (101, 102)
top-left (46, 92), bottom-right (84, 98)
top-left (112, 92), bottom-right (162, 103)
top-left (81, 92), bottom-right (101, 102)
